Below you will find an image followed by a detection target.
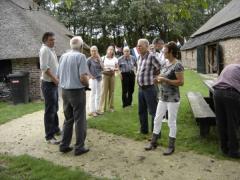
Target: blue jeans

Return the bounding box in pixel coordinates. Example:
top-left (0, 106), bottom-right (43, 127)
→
top-left (138, 85), bottom-right (158, 134)
top-left (41, 81), bottom-right (60, 140)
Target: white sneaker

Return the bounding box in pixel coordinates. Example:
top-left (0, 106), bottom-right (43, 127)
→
top-left (47, 137), bottom-right (60, 145)
top-left (162, 118), bottom-right (168, 123)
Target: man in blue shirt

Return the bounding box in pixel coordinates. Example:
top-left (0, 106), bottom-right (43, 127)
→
top-left (57, 36), bottom-right (90, 156)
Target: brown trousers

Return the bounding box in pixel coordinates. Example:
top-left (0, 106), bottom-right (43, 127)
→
top-left (99, 74), bottom-right (115, 112)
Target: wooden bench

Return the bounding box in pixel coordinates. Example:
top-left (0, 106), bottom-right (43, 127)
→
top-left (203, 80), bottom-right (215, 97)
top-left (187, 92), bottom-right (216, 137)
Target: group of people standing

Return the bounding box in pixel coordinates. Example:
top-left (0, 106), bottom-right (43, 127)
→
top-left (87, 45), bottom-right (137, 117)
top-left (39, 31), bottom-right (185, 156)
top-left (136, 38), bottom-right (184, 155)
top-left (40, 33), bottom-right (90, 155)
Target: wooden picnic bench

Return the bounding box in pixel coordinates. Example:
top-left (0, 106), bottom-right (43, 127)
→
top-left (203, 79), bottom-right (216, 111)
top-left (187, 91), bottom-right (216, 137)
top-left (203, 80), bottom-right (215, 97)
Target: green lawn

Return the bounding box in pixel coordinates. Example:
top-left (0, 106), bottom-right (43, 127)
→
top-left (0, 155), bottom-right (103, 180)
top-left (0, 101), bottom-right (44, 124)
top-left (88, 70), bottom-right (224, 158)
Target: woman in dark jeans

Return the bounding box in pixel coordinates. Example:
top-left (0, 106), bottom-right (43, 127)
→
top-left (213, 62), bottom-right (240, 158)
top-left (145, 42), bottom-right (184, 155)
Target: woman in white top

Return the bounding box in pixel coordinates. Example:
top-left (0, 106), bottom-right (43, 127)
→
top-left (99, 46), bottom-right (118, 113)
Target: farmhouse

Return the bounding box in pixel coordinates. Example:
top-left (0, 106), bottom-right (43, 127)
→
top-left (181, 0), bottom-right (240, 74)
top-left (0, 0), bottom-right (89, 100)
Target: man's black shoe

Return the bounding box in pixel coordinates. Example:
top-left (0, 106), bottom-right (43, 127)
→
top-left (74, 147), bottom-right (89, 156)
top-left (60, 147), bottom-right (73, 153)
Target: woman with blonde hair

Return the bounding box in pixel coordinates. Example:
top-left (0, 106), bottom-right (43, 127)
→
top-left (99, 46), bottom-right (118, 113)
top-left (87, 46), bottom-right (103, 117)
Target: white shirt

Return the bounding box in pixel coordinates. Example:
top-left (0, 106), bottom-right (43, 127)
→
top-left (156, 50), bottom-right (166, 66)
top-left (39, 44), bottom-right (58, 82)
top-left (102, 56), bottom-right (118, 70)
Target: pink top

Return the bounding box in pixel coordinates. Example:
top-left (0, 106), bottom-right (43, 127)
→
top-left (213, 64), bottom-right (240, 93)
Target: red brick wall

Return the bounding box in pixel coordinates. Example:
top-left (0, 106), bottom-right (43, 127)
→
top-left (11, 58), bottom-right (41, 100)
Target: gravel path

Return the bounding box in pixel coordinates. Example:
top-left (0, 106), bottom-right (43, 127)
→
top-left (0, 108), bottom-right (239, 180)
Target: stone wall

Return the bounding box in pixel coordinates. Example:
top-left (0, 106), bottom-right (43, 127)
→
top-left (181, 38), bottom-right (240, 70)
top-left (219, 38), bottom-right (240, 66)
top-left (180, 49), bottom-right (197, 69)
top-left (11, 58), bottom-right (41, 100)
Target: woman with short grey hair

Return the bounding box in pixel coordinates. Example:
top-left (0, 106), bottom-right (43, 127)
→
top-left (118, 46), bottom-right (137, 108)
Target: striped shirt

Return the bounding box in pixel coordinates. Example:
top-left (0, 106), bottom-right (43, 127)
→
top-left (137, 52), bottom-right (161, 86)
top-left (118, 55), bottom-right (137, 73)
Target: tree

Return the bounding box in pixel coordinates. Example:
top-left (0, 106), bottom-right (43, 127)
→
top-left (44, 0), bottom-right (232, 53)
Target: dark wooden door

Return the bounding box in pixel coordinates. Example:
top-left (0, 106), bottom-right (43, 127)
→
top-left (0, 60), bottom-right (12, 81)
top-left (216, 43), bottom-right (224, 75)
top-left (197, 45), bottom-right (206, 74)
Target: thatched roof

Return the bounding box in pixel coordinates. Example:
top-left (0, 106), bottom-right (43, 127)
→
top-left (0, 0), bottom-right (89, 60)
top-left (181, 0), bottom-right (240, 50)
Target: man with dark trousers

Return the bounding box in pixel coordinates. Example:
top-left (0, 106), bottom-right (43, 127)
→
top-left (213, 61), bottom-right (240, 158)
top-left (58, 36), bottom-right (90, 155)
top-left (137, 39), bottom-right (161, 134)
top-left (39, 32), bottom-right (61, 145)
top-left (118, 46), bottom-right (137, 108)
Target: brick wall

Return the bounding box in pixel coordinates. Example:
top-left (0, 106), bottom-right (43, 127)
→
top-left (181, 49), bottom-right (197, 69)
top-left (11, 58), bottom-right (41, 100)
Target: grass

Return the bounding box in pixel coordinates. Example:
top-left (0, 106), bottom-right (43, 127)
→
top-left (88, 70), bottom-right (229, 158)
top-left (0, 155), bottom-right (103, 180)
top-left (0, 101), bottom-right (44, 124)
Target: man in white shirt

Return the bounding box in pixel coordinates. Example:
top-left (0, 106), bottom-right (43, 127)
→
top-left (39, 32), bottom-right (60, 145)
top-left (152, 37), bottom-right (165, 65)
top-left (152, 38), bottom-right (168, 123)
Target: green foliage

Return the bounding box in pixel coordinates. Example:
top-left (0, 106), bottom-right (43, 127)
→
top-left (65, 0), bottom-right (73, 9)
top-left (47, 0), bottom-right (231, 53)
top-left (0, 155), bottom-right (103, 180)
top-left (88, 70), bottom-right (226, 158)
top-left (0, 101), bottom-right (43, 124)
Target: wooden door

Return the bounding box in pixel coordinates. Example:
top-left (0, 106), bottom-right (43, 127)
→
top-left (197, 45), bottom-right (206, 74)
